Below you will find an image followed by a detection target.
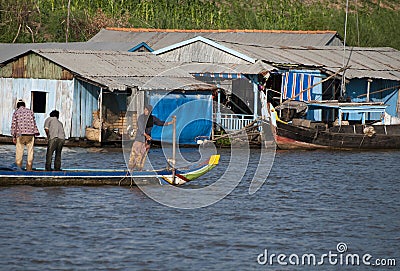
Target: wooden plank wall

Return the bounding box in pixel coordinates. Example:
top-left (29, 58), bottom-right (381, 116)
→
top-left (0, 53), bottom-right (73, 80)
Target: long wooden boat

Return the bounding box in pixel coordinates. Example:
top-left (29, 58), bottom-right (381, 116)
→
top-left (0, 155), bottom-right (220, 186)
top-left (268, 102), bottom-right (400, 150)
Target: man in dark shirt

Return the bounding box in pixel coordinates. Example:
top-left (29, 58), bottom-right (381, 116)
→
top-left (128, 104), bottom-right (172, 171)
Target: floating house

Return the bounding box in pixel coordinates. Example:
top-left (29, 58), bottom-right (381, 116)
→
top-left (2, 28), bottom-right (399, 146)
top-left (232, 45), bottom-right (400, 122)
top-left (83, 28), bottom-right (400, 132)
top-left (150, 36), bottom-right (400, 126)
top-left (0, 49), bottom-right (215, 144)
top-left (88, 29), bottom-right (344, 132)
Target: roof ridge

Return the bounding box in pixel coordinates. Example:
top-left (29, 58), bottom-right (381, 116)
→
top-left (105, 27), bottom-right (337, 34)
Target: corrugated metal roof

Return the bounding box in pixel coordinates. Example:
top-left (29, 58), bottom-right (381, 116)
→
top-left (5, 49), bottom-right (216, 91)
top-left (178, 60), bottom-right (275, 75)
top-left (88, 28), bottom-right (342, 49)
top-left (213, 44), bottom-right (400, 80)
top-left (0, 42), bottom-right (137, 63)
top-left (2, 37), bottom-right (398, 82)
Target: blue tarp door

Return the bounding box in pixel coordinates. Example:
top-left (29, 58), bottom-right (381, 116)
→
top-left (148, 92), bottom-right (213, 145)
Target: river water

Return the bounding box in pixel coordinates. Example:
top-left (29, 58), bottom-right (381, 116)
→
top-left (0, 144), bottom-right (399, 270)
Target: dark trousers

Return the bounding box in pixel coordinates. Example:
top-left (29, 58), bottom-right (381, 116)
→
top-left (46, 138), bottom-right (65, 171)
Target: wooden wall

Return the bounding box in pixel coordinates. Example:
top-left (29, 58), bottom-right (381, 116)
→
top-left (0, 53), bottom-right (73, 80)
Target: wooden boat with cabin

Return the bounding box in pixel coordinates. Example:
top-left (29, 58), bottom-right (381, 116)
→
top-left (268, 101), bottom-right (400, 150)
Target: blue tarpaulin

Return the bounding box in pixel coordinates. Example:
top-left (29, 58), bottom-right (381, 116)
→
top-left (148, 92), bottom-right (213, 145)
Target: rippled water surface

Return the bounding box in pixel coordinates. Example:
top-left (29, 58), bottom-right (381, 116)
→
top-left (0, 144), bottom-right (399, 270)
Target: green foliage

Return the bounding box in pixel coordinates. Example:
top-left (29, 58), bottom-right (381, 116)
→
top-left (0, 0), bottom-right (399, 50)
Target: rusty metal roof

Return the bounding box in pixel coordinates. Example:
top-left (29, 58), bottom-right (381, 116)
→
top-left (88, 28), bottom-right (343, 49)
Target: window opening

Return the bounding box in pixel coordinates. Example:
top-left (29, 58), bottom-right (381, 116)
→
top-left (31, 91), bottom-right (47, 113)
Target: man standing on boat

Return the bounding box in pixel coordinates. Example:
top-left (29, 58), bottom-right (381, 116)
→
top-left (11, 99), bottom-right (40, 171)
top-left (128, 104), bottom-right (173, 171)
top-left (44, 110), bottom-right (66, 171)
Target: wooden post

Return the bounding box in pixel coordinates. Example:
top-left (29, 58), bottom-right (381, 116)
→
top-left (367, 79), bottom-right (372, 102)
top-left (366, 79), bottom-right (373, 121)
top-left (172, 115), bottom-right (177, 184)
top-left (397, 87), bottom-right (400, 117)
top-left (217, 87), bottom-right (221, 127)
top-left (99, 88), bottom-right (103, 143)
top-left (253, 75), bottom-right (258, 120)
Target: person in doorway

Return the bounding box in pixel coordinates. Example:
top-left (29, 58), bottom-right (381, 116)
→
top-left (44, 110), bottom-right (66, 171)
top-left (128, 104), bottom-right (173, 171)
top-left (11, 99), bottom-right (40, 171)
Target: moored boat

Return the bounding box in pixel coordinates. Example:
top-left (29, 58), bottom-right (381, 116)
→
top-left (268, 102), bottom-right (400, 150)
top-left (0, 154), bottom-right (220, 186)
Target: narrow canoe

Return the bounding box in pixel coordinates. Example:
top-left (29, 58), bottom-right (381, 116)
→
top-left (0, 155), bottom-right (220, 186)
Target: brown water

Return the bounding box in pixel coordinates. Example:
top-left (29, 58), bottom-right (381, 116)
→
top-left (0, 145), bottom-right (399, 270)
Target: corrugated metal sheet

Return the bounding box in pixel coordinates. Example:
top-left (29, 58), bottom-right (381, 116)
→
top-left (146, 34), bottom-right (399, 80)
top-left (154, 36), bottom-right (256, 64)
top-left (2, 34), bottom-right (398, 82)
top-left (3, 49), bottom-right (216, 91)
top-left (0, 42), bottom-right (136, 63)
top-left (204, 44), bottom-right (400, 81)
top-left (72, 79), bottom-right (99, 138)
top-left (0, 78), bottom-right (74, 138)
top-left (179, 60), bottom-right (275, 75)
top-left (0, 78), bottom-right (14, 136)
top-left (156, 41), bottom-right (250, 65)
top-left (89, 28), bottom-right (342, 49)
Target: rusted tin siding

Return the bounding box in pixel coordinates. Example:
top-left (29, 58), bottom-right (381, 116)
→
top-left (0, 54), bottom-right (73, 80)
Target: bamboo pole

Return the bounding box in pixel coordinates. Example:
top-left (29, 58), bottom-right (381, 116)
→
top-left (66, 0), bottom-right (71, 42)
top-left (357, 84), bottom-right (400, 98)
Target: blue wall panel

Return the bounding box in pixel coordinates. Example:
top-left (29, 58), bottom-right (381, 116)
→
top-left (347, 79), bottom-right (399, 117)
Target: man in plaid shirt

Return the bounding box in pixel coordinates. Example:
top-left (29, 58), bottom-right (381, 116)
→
top-left (11, 99), bottom-right (40, 171)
